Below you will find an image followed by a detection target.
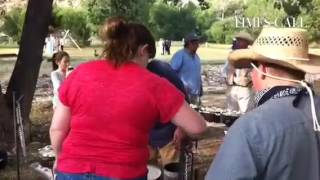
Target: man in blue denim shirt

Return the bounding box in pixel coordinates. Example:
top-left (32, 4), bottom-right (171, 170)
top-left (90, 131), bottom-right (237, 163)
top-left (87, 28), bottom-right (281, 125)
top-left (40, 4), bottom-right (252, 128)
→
top-left (206, 28), bottom-right (320, 180)
top-left (170, 32), bottom-right (202, 105)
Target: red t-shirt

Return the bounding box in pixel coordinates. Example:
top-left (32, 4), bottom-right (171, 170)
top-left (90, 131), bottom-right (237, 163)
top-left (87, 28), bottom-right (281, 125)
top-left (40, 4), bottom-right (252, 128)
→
top-left (57, 60), bottom-right (184, 179)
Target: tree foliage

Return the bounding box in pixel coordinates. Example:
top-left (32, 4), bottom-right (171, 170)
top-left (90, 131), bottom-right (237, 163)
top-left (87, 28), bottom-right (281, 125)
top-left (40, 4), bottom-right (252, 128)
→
top-left (245, 0), bottom-right (285, 18)
top-left (271, 0), bottom-right (313, 17)
top-left (53, 7), bottom-right (91, 45)
top-left (204, 0), bottom-right (244, 43)
top-left (85, 0), bottom-right (155, 28)
top-left (242, 0), bottom-right (286, 36)
top-left (194, 9), bottom-right (217, 37)
top-left (3, 0), bottom-right (320, 45)
top-left (163, 0), bottom-right (210, 9)
top-left (149, 2), bottom-right (197, 40)
top-left (0, 7), bottom-right (25, 42)
top-left (301, 0), bottom-right (320, 42)
top-left (207, 18), bottom-right (235, 43)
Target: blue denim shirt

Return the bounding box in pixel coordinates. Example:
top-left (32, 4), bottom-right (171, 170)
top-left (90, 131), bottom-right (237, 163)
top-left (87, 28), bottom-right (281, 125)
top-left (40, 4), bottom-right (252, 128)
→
top-left (170, 49), bottom-right (202, 96)
top-left (206, 95), bottom-right (320, 180)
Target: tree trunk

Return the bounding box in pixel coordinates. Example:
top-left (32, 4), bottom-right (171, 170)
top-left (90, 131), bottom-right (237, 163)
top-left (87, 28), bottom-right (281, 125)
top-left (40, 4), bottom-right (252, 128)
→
top-left (0, 90), bottom-right (12, 150)
top-left (0, 0), bottom-right (53, 150)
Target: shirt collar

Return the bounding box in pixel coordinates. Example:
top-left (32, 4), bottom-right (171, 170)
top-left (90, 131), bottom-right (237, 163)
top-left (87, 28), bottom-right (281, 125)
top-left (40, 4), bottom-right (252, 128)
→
top-left (184, 48), bottom-right (196, 58)
top-left (254, 86), bottom-right (305, 107)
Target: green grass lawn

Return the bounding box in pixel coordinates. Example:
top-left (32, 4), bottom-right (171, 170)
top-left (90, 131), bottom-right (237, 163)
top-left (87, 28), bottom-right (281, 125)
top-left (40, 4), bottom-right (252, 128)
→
top-left (61, 44), bottom-right (232, 64)
top-left (155, 45), bottom-right (230, 64)
top-left (0, 45), bottom-right (230, 82)
top-left (1, 44), bottom-right (320, 83)
top-left (0, 48), bottom-right (19, 55)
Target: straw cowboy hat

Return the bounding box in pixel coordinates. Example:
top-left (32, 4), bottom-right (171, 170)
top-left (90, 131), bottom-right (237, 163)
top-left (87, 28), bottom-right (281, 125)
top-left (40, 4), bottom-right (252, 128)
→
top-left (235, 31), bottom-right (254, 44)
top-left (229, 27), bottom-right (320, 74)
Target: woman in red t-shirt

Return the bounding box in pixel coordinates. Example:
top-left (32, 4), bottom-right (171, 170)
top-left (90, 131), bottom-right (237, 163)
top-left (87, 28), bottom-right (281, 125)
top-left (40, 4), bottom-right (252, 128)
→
top-left (50, 17), bottom-right (206, 180)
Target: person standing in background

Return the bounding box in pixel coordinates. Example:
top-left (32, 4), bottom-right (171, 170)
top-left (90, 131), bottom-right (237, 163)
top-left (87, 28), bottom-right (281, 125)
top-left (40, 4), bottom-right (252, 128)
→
top-left (50, 51), bottom-right (70, 109)
top-left (224, 32), bottom-right (254, 114)
top-left (165, 39), bottom-right (171, 55)
top-left (45, 34), bottom-right (54, 56)
top-left (170, 32), bottom-right (202, 105)
top-left (59, 36), bottom-right (65, 51)
top-left (158, 38), bottom-right (164, 55)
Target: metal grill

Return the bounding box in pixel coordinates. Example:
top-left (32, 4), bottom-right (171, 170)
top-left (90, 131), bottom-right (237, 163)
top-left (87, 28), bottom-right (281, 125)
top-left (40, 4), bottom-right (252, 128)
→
top-left (180, 140), bottom-right (196, 180)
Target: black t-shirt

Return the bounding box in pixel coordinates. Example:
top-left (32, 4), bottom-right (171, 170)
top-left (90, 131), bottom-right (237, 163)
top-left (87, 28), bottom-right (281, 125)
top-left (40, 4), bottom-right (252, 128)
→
top-left (147, 60), bottom-right (188, 148)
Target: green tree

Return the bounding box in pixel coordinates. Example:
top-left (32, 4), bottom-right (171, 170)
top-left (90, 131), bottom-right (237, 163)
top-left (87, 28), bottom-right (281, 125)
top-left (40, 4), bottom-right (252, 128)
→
top-left (269, 0), bottom-right (312, 26)
top-left (301, 0), bottom-right (320, 42)
top-left (193, 9), bottom-right (217, 40)
top-left (206, 18), bottom-right (235, 43)
top-left (162, 0), bottom-right (210, 9)
top-left (0, 7), bottom-right (26, 42)
top-left (205, 0), bottom-right (246, 43)
top-left (245, 0), bottom-right (285, 18)
top-left (85, 0), bottom-right (155, 29)
top-left (149, 2), bottom-right (198, 40)
top-left (242, 0), bottom-right (286, 35)
top-left (198, 0), bottom-right (210, 10)
top-left (271, 0), bottom-right (313, 17)
top-left (54, 7), bottom-right (91, 45)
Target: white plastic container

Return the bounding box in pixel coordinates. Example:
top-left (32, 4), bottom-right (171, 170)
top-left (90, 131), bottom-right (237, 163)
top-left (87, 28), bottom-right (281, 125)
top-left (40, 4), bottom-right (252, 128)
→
top-left (147, 164), bottom-right (162, 180)
top-left (163, 162), bottom-right (180, 180)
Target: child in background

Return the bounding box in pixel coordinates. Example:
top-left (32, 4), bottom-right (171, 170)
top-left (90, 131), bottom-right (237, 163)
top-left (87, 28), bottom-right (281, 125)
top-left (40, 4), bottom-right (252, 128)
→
top-left (50, 51), bottom-right (70, 109)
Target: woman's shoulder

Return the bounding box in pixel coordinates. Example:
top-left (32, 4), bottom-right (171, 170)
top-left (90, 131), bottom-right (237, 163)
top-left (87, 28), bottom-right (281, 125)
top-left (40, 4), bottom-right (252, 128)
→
top-left (76, 59), bottom-right (106, 68)
top-left (70, 60), bottom-right (110, 74)
top-left (142, 67), bottom-right (178, 90)
top-left (51, 69), bottom-right (61, 77)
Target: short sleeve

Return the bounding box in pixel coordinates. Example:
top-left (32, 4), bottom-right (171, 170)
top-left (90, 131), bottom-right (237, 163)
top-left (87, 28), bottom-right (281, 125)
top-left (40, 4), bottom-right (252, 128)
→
top-left (51, 71), bottom-right (62, 93)
top-left (58, 68), bottom-right (80, 107)
top-left (170, 52), bottom-right (183, 72)
top-left (152, 78), bottom-right (185, 123)
top-left (147, 60), bottom-right (187, 97)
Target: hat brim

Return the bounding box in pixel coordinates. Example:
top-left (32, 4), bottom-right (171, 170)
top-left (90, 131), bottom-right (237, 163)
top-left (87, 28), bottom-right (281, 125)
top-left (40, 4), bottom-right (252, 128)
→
top-left (235, 36), bottom-right (254, 43)
top-left (228, 49), bottom-right (320, 74)
top-left (186, 37), bottom-right (200, 42)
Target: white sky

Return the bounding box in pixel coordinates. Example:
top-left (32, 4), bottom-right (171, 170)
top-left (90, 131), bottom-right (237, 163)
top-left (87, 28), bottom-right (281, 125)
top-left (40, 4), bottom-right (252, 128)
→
top-left (182, 0), bottom-right (199, 5)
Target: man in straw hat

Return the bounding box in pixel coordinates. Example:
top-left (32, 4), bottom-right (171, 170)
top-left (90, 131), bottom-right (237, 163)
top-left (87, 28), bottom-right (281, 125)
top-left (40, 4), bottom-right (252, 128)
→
top-left (223, 31), bottom-right (255, 114)
top-left (206, 27), bottom-right (320, 180)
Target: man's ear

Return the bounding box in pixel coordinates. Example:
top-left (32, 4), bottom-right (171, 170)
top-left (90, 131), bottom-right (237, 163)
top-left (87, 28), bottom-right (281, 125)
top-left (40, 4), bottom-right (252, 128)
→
top-left (259, 63), bottom-right (267, 80)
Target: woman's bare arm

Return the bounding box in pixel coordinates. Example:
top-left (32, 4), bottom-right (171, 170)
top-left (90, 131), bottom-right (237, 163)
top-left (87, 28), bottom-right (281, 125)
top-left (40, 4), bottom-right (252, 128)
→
top-left (171, 101), bottom-right (207, 136)
top-left (50, 102), bottom-right (71, 157)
